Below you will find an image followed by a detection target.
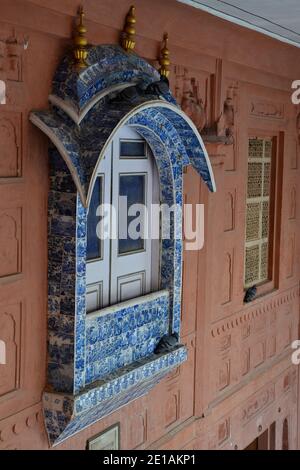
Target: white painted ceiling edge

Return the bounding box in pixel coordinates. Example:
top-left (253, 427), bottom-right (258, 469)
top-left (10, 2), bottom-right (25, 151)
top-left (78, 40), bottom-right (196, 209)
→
top-left (177, 0), bottom-right (300, 49)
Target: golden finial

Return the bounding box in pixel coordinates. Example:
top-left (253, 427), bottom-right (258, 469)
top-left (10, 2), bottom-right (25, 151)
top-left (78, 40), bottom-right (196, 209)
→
top-left (159, 33), bottom-right (170, 78)
top-left (73, 6), bottom-right (88, 69)
top-left (121, 6), bottom-right (136, 52)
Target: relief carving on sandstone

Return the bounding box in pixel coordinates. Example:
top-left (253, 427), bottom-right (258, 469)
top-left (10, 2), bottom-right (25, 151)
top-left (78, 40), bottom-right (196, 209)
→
top-left (0, 112), bottom-right (21, 177)
top-left (0, 305), bottom-right (21, 398)
top-left (267, 334), bottom-right (276, 358)
top-left (224, 190), bottom-right (235, 232)
top-left (127, 410), bottom-right (148, 448)
top-left (218, 418), bottom-right (230, 446)
top-left (286, 233), bottom-right (295, 279)
top-left (215, 83), bottom-right (238, 144)
top-left (0, 32), bottom-right (27, 82)
top-left (165, 389), bottom-right (180, 428)
top-left (250, 98), bottom-right (284, 120)
top-left (241, 348), bottom-right (250, 376)
top-left (241, 383), bottom-right (275, 424)
top-left (0, 210), bottom-right (21, 278)
top-left (218, 359), bottom-right (231, 391)
top-left (175, 67), bottom-right (208, 133)
top-left (289, 187), bottom-right (296, 220)
top-left (251, 340), bottom-right (266, 368)
top-left (173, 63), bottom-right (238, 146)
top-left (0, 405), bottom-right (43, 447)
top-left (221, 252), bottom-right (233, 305)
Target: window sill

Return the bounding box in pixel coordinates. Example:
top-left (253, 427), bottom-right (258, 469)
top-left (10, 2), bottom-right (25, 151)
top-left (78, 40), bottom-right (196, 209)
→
top-left (43, 345), bottom-right (187, 446)
top-left (243, 284), bottom-right (278, 305)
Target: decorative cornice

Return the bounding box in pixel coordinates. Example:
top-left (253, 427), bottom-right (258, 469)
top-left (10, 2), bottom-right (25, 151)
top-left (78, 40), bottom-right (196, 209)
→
top-left (211, 284), bottom-right (299, 337)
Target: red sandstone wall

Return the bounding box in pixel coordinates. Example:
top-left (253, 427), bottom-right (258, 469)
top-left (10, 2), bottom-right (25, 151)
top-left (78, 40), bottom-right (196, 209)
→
top-left (0, 0), bottom-right (299, 450)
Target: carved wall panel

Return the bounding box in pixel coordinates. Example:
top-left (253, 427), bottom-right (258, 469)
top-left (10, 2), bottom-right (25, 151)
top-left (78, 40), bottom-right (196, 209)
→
top-left (291, 139), bottom-right (298, 170)
top-left (196, 362), bottom-right (298, 450)
top-left (241, 383), bottom-right (275, 425)
top-left (0, 208), bottom-right (22, 278)
top-left (286, 234), bottom-right (295, 279)
top-left (165, 389), bottom-right (180, 427)
top-left (0, 36), bottom-right (25, 83)
top-left (217, 81), bottom-right (238, 144)
top-left (217, 417), bottom-right (230, 446)
top-left (218, 334), bottom-right (231, 353)
top-left (250, 99), bottom-right (284, 120)
top-left (0, 111), bottom-right (22, 177)
top-left (266, 334), bottom-right (276, 358)
top-left (277, 321), bottom-right (293, 352)
top-left (0, 303), bottom-right (21, 397)
top-left (224, 190), bottom-right (235, 232)
top-left (221, 252), bottom-right (233, 305)
top-left (241, 322), bottom-right (251, 340)
top-left (210, 286), bottom-right (299, 401)
top-left (218, 359), bottom-right (231, 391)
top-left (241, 348), bottom-right (250, 376)
top-left (0, 403), bottom-right (46, 450)
top-left (174, 65), bottom-right (210, 132)
top-left (289, 187), bottom-right (296, 220)
top-left (251, 340), bottom-right (266, 369)
top-left (127, 410), bottom-right (147, 449)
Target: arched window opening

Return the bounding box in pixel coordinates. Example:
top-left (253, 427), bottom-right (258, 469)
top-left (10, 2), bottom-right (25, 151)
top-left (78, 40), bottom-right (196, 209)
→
top-left (86, 125), bottom-right (160, 312)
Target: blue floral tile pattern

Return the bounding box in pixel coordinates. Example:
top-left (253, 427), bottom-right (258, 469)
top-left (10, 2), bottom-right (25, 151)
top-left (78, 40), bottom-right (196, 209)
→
top-left (52, 45), bottom-right (161, 112)
top-left (30, 44), bottom-right (215, 446)
top-left (44, 345), bottom-right (187, 446)
top-left (85, 291), bottom-right (170, 385)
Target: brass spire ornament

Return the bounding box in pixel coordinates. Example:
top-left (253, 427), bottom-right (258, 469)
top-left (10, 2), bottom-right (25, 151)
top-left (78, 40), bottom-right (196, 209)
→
top-left (121, 5), bottom-right (136, 52)
top-left (73, 6), bottom-right (88, 69)
top-left (159, 33), bottom-right (170, 78)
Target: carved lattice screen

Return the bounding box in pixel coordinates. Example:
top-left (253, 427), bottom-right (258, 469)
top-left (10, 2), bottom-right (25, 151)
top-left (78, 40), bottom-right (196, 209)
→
top-left (244, 138), bottom-right (272, 288)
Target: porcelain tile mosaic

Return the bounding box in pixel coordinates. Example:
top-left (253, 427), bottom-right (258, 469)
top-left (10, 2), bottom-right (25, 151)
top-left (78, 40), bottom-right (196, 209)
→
top-left (85, 290), bottom-right (170, 384)
top-left (44, 346), bottom-right (187, 445)
top-left (30, 44), bottom-right (215, 445)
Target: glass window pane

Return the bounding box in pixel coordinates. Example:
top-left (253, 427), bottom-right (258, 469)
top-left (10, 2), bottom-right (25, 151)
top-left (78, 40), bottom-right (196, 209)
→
top-left (118, 174), bottom-right (145, 254)
top-left (87, 176), bottom-right (102, 261)
top-left (120, 141), bottom-right (146, 158)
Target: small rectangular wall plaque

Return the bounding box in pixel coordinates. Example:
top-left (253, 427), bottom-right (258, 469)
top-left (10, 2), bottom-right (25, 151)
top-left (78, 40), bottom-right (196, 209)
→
top-left (87, 423), bottom-right (120, 450)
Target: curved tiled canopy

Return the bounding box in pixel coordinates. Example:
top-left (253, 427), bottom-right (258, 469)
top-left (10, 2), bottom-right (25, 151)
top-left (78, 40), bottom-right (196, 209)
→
top-left (30, 45), bottom-right (215, 205)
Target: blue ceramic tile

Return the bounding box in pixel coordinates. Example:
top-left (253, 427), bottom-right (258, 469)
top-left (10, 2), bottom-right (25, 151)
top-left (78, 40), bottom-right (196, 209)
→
top-left (29, 43), bottom-right (217, 445)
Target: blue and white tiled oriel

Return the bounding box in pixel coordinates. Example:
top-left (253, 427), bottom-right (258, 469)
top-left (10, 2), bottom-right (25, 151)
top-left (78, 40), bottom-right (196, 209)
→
top-left (30, 45), bottom-right (216, 446)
